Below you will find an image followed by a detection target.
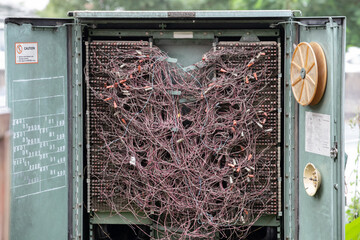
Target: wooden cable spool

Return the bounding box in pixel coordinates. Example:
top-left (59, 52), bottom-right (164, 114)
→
top-left (290, 42), bottom-right (327, 106)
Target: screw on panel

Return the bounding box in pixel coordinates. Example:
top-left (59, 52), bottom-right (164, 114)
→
top-left (334, 184), bottom-right (338, 190)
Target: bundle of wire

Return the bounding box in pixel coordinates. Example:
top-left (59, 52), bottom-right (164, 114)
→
top-left (88, 42), bottom-right (277, 239)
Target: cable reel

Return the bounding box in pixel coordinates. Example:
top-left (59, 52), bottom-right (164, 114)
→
top-left (290, 42), bottom-right (327, 106)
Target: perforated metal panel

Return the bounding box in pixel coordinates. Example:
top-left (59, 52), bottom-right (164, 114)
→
top-left (87, 40), bottom-right (281, 215)
top-left (87, 41), bottom-right (151, 211)
top-left (217, 42), bottom-right (281, 214)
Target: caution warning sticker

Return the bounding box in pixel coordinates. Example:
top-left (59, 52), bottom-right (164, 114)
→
top-left (15, 42), bottom-right (38, 64)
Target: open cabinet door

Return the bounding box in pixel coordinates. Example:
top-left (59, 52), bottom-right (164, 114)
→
top-left (295, 17), bottom-right (345, 240)
top-left (5, 19), bottom-right (72, 240)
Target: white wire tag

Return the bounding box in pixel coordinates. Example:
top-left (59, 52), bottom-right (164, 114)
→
top-left (130, 156), bottom-right (136, 166)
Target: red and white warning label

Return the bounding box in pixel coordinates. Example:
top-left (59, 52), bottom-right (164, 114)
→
top-left (15, 42), bottom-right (38, 64)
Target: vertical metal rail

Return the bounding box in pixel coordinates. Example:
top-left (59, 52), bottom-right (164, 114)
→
top-left (67, 24), bottom-right (74, 240)
top-left (283, 19), bottom-right (297, 240)
top-left (277, 41), bottom-right (282, 240)
top-left (85, 39), bottom-right (94, 240)
top-left (328, 17), bottom-right (345, 240)
top-left (328, 18), bottom-right (337, 240)
top-left (85, 41), bottom-right (91, 213)
top-left (340, 17), bottom-right (346, 240)
top-left (72, 20), bottom-right (84, 239)
top-left (294, 22), bottom-right (300, 240)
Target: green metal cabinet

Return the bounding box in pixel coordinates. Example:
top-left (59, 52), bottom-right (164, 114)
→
top-left (5, 11), bottom-right (345, 240)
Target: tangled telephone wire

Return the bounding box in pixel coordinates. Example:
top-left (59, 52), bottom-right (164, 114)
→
top-left (88, 41), bottom-right (277, 239)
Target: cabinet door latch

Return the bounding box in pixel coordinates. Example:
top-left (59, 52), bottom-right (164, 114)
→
top-left (330, 142), bottom-right (338, 159)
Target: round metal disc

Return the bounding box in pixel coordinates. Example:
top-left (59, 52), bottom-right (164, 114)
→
top-left (303, 163), bottom-right (322, 197)
top-left (290, 42), bottom-right (318, 106)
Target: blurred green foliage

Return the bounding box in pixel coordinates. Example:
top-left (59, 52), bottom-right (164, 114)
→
top-left (38, 0), bottom-right (360, 47)
top-left (347, 113), bottom-right (360, 224)
top-left (346, 216), bottom-right (360, 240)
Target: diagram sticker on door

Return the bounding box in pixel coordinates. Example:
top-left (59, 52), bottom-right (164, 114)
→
top-left (305, 111), bottom-right (330, 157)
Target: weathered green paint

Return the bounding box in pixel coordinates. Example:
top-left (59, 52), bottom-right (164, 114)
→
top-left (155, 39), bottom-right (213, 66)
top-left (297, 19), bottom-right (345, 240)
top-left (253, 215), bottom-right (279, 227)
top-left (6, 23), bottom-right (69, 240)
top-left (90, 212), bottom-right (152, 225)
top-left (70, 10), bottom-right (295, 19)
top-left (89, 29), bottom-right (279, 39)
top-left (283, 20), bottom-right (298, 240)
top-left (71, 20), bottom-right (84, 239)
top-left (89, 212), bottom-right (278, 227)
